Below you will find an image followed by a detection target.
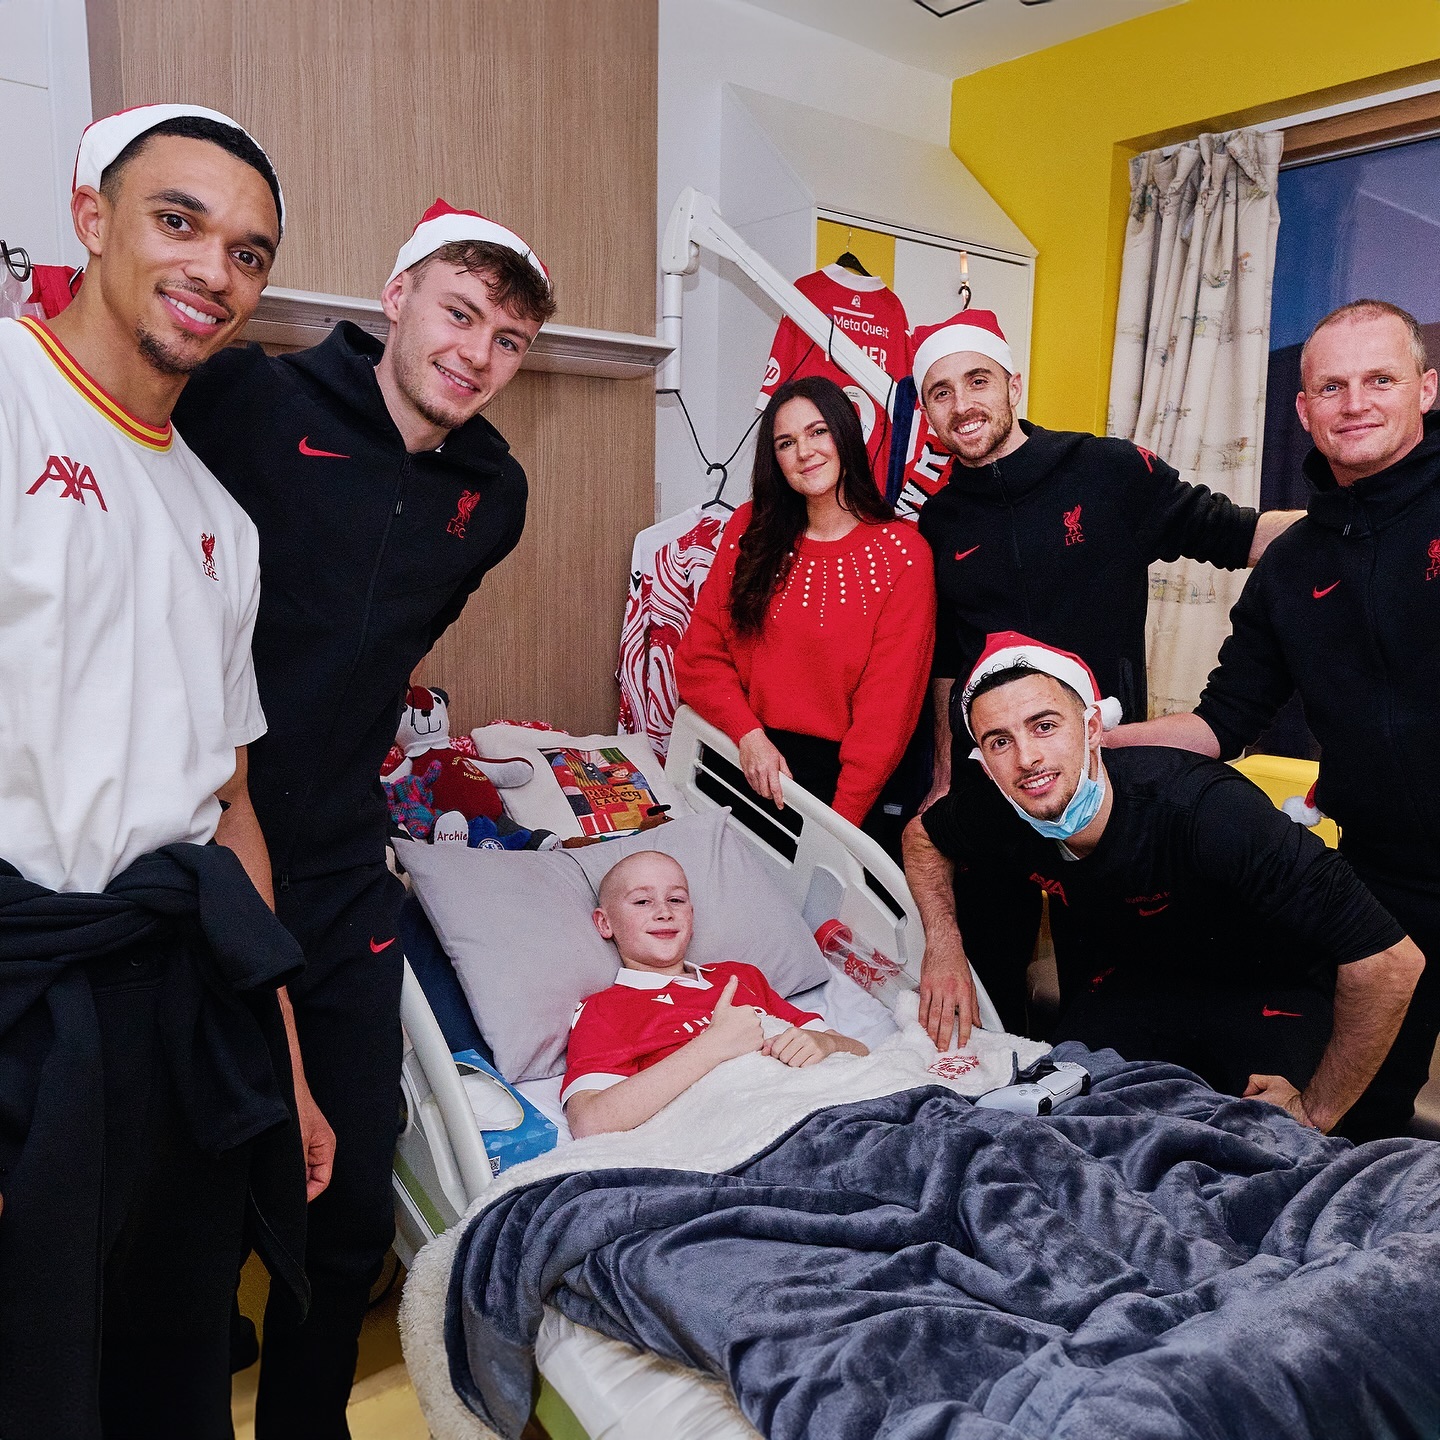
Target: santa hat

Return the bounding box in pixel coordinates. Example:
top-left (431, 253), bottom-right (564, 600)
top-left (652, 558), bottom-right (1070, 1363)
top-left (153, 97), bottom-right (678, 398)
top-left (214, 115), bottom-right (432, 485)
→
top-left (1282, 780), bottom-right (1325, 828)
top-left (911, 310), bottom-right (1014, 394)
top-left (960, 631), bottom-right (1122, 738)
top-left (387, 198), bottom-right (548, 288)
top-left (73, 103), bottom-right (284, 233)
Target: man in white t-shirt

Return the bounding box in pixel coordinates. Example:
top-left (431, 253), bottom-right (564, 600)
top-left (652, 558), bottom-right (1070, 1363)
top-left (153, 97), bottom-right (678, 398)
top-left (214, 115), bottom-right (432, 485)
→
top-left (0, 105), bottom-right (319, 1440)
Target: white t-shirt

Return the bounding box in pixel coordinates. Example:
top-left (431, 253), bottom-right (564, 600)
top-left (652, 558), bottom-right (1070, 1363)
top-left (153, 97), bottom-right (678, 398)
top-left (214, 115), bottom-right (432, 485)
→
top-left (0, 316), bottom-right (266, 892)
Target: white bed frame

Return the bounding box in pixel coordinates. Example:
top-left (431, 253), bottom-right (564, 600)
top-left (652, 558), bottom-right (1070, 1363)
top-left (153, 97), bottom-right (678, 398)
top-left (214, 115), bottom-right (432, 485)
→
top-left (391, 708), bottom-right (1001, 1432)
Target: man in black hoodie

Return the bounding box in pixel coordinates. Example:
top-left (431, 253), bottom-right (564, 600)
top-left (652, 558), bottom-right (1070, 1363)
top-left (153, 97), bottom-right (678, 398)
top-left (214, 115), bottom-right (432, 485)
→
top-left (174, 200), bottom-right (556, 1436)
top-left (909, 311), bottom-right (1301, 1043)
top-left (1111, 300), bottom-right (1439, 1141)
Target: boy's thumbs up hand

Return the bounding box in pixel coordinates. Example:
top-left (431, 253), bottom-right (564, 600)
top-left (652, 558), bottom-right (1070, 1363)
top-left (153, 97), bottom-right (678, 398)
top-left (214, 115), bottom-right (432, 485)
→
top-left (701, 974), bottom-right (765, 1061)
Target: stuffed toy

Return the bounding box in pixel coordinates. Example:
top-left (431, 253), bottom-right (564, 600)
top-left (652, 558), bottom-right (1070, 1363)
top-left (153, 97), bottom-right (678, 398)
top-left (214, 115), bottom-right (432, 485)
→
top-left (386, 685), bottom-right (533, 823)
top-left (429, 807), bottom-right (560, 852)
top-left (384, 760), bottom-right (443, 841)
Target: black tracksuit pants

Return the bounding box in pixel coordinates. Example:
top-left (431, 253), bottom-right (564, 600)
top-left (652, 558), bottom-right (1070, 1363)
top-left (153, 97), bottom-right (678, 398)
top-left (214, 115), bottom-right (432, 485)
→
top-left (254, 865), bottom-right (405, 1440)
top-left (95, 952), bottom-right (253, 1440)
top-left (1339, 849), bottom-right (1440, 1143)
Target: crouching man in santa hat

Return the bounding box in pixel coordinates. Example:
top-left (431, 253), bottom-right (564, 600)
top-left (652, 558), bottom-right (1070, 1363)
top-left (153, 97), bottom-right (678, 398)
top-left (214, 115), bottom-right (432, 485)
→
top-left (902, 632), bottom-right (1423, 1137)
top-left (172, 201), bottom-right (556, 1434)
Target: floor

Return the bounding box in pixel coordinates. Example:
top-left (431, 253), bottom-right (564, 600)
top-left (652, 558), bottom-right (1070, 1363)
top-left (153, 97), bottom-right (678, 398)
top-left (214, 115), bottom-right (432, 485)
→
top-left (230, 1254), bottom-right (430, 1440)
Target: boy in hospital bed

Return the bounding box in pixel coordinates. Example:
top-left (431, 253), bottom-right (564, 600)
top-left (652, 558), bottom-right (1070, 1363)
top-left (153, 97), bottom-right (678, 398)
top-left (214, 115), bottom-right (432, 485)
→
top-left (562, 851), bottom-right (868, 1137)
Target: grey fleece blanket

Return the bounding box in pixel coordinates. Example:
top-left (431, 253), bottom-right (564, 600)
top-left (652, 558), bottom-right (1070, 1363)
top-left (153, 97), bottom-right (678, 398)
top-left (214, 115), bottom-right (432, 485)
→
top-left (446, 1044), bottom-right (1440, 1440)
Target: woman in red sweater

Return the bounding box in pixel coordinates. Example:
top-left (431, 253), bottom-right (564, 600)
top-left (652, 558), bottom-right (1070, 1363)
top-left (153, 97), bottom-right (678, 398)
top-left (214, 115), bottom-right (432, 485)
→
top-left (676, 376), bottom-right (935, 828)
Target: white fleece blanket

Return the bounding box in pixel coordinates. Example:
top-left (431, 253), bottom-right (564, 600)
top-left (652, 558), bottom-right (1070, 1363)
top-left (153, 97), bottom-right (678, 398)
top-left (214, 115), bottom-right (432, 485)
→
top-left (401, 997), bottom-right (1047, 1440)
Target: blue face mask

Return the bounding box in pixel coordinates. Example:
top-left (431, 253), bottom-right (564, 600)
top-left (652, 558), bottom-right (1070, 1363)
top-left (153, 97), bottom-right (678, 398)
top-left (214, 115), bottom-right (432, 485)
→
top-left (974, 716), bottom-right (1106, 843)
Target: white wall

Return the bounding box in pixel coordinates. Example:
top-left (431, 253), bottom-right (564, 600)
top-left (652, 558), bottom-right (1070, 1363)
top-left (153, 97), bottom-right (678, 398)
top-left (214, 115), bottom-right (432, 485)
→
top-left (656, 0), bottom-right (954, 520)
top-left (0, 0), bottom-right (91, 275)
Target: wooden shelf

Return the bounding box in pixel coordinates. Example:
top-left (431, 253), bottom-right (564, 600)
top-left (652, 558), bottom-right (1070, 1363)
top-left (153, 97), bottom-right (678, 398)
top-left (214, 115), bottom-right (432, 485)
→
top-left (244, 286), bottom-right (672, 380)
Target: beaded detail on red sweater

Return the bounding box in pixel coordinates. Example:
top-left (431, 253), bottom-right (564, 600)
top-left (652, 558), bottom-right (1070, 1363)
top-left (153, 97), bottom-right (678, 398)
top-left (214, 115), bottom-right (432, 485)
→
top-left (767, 525), bottom-right (917, 629)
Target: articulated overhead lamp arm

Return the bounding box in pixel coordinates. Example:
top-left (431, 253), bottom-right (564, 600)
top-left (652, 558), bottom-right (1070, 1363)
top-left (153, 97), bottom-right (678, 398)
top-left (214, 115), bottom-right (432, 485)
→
top-left (658, 186), bottom-right (895, 417)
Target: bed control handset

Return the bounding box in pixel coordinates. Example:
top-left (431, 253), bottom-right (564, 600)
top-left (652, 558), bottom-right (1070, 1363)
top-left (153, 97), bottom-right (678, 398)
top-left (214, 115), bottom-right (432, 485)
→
top-left (974, 1058), bottom-right (1090, 1116)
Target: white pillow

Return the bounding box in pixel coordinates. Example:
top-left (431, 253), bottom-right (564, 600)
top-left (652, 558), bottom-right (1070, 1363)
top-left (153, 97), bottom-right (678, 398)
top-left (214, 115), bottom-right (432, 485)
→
top-left (396, 810), bottom-right (829, 1084)
top-left (471, 725), bottom-right (692, 841)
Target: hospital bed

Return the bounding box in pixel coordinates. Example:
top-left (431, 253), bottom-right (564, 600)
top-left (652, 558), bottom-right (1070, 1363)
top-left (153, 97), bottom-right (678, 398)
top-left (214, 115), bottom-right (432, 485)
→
top-left (391, 705), bottom-right (1002, 1438)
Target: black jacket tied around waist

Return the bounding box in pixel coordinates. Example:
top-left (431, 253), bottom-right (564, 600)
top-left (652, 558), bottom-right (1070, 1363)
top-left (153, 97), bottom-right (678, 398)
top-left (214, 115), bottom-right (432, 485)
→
top-left (0, 842), bottom-right (309, 1429)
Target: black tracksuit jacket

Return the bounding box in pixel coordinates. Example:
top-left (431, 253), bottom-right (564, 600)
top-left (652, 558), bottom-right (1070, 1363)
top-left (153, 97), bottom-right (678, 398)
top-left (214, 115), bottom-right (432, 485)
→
top-left (1196, 414), bottom-right (1440, 877)
top-left (174, 322), bottom-right (527, 883)
top-left (918, 421), bottom-right (1259, 723)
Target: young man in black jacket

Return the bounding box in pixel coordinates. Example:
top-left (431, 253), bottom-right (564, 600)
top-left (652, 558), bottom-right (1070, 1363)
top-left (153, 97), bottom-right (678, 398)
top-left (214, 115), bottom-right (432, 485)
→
top-left (909, 311), bottom-right (1302, 1039)
top-left (903, 634), bottom-right (1423, 1135)
top-left (174, 199), bottom-right (556, 1436)
top-left (1111, 300), bottom-right (1439, 1140)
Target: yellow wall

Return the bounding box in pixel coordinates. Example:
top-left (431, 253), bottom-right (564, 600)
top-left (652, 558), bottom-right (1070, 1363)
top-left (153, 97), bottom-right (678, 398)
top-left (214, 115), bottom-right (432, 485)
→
top-left (815, 218), bottom-right (896, 290)
top-left (949, 0), bottom-right (1440, 435)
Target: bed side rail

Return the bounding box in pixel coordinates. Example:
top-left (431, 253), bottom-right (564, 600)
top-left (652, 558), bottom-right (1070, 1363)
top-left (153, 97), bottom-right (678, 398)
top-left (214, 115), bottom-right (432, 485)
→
top-left (666, 706), bottom-right (1003, 1032)
top-left (399, 957), bottom-right (493, 1205)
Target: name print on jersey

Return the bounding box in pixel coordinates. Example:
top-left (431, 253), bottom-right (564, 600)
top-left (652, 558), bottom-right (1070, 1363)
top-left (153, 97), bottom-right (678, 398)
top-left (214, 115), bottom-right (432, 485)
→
top-left (200, 533), bottom-right (218, 581)
top-left (27, 453), bottom-right (107, 510)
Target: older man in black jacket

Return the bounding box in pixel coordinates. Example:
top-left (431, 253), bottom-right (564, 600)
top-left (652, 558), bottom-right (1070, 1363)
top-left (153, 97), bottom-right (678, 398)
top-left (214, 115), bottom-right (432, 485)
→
top-left (1112, 299), bottom-right (1439, 1140)
top-left (174, 199), bottom-right (555, 1437)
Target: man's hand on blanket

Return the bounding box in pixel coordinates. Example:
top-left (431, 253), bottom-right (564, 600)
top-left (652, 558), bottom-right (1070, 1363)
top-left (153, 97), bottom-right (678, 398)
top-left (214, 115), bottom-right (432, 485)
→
top-left (918, 929), bottom-right (980, 1052)
top-left (1243, 1074), bottom-right (1318, 1129)
top-left (764, 1027), bottom-right (869, 1067)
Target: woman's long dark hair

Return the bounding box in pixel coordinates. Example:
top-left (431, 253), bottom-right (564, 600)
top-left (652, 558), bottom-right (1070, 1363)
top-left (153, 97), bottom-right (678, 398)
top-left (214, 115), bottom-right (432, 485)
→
top-left (730, 376), bottom-right (894, 635)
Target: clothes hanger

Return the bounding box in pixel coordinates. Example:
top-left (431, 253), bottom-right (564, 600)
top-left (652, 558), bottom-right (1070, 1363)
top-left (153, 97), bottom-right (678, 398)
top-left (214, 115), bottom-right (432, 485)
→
top-left (701, 461), bottom-right (735, 513)
top-left (834, 227), bottom-right (871, 278)
top-left (1, 239), bottom-right (33, 284)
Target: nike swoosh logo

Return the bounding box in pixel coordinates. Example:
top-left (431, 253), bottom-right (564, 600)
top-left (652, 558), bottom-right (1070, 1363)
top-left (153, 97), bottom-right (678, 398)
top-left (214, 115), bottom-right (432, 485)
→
top-left (369, 936), bottom-right (396, 953)
top-left (1312, 581), bottom-right (1340, 599)
top-left (299, 436), bottom-right (351, 459)
top-left (1138, 903), bottom-right (1169, 917)
top-left (1262, 1006), bottom-right (1302, 1018)
top-left (954, 545), bottom-right (980, 561)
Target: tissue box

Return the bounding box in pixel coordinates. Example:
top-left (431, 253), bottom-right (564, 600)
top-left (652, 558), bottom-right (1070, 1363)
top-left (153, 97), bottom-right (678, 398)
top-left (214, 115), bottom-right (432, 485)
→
top-left (452, 1048), bottom-right (558, 1176)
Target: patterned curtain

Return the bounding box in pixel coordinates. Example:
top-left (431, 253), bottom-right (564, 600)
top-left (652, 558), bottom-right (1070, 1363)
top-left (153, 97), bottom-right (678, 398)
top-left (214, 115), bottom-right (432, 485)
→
top-left (1108, 128), bottom-right (1283, 717)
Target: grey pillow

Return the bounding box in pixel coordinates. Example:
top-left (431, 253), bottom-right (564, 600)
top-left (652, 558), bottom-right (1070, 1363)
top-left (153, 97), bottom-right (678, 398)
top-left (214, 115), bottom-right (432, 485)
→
top-left (568, 810), bottom-right (828, 997)
top-left (395, 811), bottom-right (828, 1083)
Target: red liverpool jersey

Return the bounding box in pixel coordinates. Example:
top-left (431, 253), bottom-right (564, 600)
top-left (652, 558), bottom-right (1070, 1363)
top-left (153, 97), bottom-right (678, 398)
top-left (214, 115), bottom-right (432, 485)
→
top-left (757, 266), bottom-right (910, 477)
top-left (561, 960), bottom-right (824, 1104)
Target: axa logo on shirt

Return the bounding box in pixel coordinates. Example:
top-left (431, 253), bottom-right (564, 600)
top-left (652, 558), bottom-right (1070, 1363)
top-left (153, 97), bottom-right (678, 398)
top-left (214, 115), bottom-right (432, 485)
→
top-left (1029, 873), bottom-right (1067, 906)
top-left (27, 454), bottom-right (107, 510)
top-left (200, 533), bottom-right (218, 580)
top-left (447, 490), bottom-right (481, 539)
